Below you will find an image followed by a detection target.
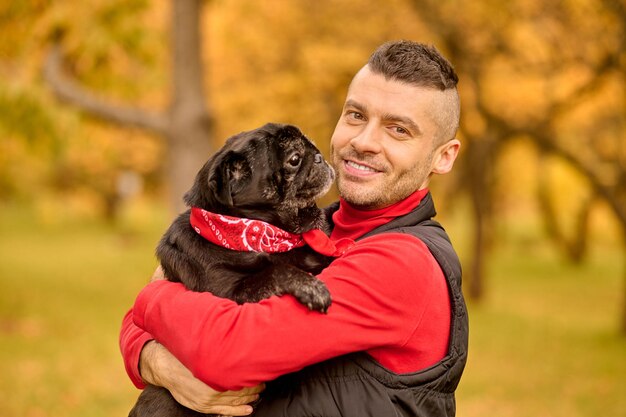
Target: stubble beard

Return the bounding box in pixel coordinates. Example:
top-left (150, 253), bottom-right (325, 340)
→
top-left (332, 149), bottom-right (434, 210)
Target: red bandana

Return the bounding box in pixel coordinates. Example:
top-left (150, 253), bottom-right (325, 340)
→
top-left (190, 207), bottom-right (354, 257)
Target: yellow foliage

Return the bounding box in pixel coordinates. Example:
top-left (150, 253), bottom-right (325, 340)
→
top-left (0, 0), bottom-right (623, 228)
top-left (205, 0), bottom-right (427, 150)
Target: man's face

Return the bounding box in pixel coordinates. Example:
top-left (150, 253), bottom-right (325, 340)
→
top-left (331, 66), bottom-right (457, 210)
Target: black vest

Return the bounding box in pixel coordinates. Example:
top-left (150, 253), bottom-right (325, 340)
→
top-left (253, 193), bottom-right (469, 417)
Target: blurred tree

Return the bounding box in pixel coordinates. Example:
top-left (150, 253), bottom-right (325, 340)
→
top-left (43, 0), bottom-right (211, 214)
top-left (0, 85), bottom-right (61, 202)
top-left (410, 0), bottom-right (626, 331)
top-left (40, 0), bottom-right (423, 212)
top-left (490, 0), bottom-right (625, 331)
top-left (536, 152), bottom-right (594, 264)
top-left (0, 0), bottom-right (167, 219)
top-left (1, 0), bottom-right (425, 214)
top-left (3, 0), bottom-right (624, 329)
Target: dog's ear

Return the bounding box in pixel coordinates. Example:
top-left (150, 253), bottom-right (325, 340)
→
top-left (208, 151), bottom-right (251, 207)
top-left (182, 156), bottom-right (210, 208)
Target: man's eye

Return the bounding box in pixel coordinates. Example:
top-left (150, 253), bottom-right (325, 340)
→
top-left (348, 111), bottom-right (364, 120)
top-left (389, 125), bottom-right (410, 137)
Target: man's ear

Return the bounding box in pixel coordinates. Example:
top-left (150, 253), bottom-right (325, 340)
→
top-left (208, 151), bottom-right (251, 207)
top-left (431, 139), bottom-right (461, 175)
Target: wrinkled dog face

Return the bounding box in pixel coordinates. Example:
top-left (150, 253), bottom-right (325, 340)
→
top-left (185, 123), bottom-right (334, 222)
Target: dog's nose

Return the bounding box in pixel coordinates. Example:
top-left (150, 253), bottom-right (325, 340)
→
top-left (314, 153), bottom-right (323, 164)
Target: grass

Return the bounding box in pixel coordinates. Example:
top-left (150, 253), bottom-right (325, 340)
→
top-left (0, 200), bottom-right (624, 417)
top-left (456, 223), bottom-right (626, 417)
top-left (0, 201), bottom-right (167, 417)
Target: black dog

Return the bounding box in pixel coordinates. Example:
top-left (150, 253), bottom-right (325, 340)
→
top-left (129, 123), bottom-right (338, 417)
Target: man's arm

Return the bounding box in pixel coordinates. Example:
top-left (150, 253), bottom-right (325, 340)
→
top-left (119, 309), bottom-right (154, 388)
top-left (119, 269), bottom-right (265, 416)
top-left (132, 234), bottom-right (439, 390)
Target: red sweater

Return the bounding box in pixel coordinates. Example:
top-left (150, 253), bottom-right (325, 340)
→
top-left (120, 188), bottom-right (451, 391)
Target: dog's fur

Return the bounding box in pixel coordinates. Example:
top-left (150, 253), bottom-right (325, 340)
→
top-left (129, 123), bottom-right (336, 417)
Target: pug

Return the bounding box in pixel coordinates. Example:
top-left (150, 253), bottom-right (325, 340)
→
top-left (129, 123), bottom-right (342, 417)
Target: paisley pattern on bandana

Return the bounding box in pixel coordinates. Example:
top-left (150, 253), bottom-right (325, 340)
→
top-left (191, 208), bottom-right (304, 252)
top-left (190, 207), bottom-right (354, 257)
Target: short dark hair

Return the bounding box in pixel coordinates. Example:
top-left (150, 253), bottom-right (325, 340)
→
top-left (368, 40), bottom-right (458, 91)
top-left (367, 40), bottom-right (460, 142)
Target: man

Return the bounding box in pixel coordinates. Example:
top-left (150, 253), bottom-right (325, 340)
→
top-left (120, 40), bottom-right (468, 416)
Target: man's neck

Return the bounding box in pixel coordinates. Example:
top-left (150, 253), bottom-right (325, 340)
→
top-left (330, 189), bottom-right (429, 241)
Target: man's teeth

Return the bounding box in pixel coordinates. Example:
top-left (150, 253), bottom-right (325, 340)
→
top-left (347, 160), bottom-right (376, 172)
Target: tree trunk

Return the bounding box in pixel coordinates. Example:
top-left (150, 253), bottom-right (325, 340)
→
top-left (44, 0), bottom-right (214, 216)
top-left (166, 0), bottom-right (214, 215)
top-left (468, 196), bottom-right (486, 299)
top-left (536, 153), bottom-right (592, 264)
top-left (465, 140), bottom-right (494, 300)
top-left (622, 248), bottom-right (626, 335)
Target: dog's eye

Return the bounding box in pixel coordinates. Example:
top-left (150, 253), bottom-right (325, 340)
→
top-left (287, 154), bottom-right (302, 167)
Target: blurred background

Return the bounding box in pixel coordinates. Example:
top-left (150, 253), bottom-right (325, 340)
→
top-left (0, 0), bottom-right (624, 416)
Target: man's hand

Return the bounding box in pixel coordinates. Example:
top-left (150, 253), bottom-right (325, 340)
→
top-left (140, 341), bottom-right (264, 416)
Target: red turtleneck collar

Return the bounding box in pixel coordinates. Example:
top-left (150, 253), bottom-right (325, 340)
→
top-left (330, 188), bottom-right (429, 241)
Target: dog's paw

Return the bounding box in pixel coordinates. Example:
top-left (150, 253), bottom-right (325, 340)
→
top-left (292, 278), bottom-right (332, 313)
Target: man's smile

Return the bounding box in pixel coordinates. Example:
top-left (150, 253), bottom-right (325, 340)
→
top-left (342, 159), bottom-right (383, 178)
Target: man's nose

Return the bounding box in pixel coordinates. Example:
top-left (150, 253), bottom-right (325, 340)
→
top-left (350, 123), bottom-right (382, 153)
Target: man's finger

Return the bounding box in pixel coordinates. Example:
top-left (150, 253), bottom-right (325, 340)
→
top-left (230, 394), bottom-right (260, 406)
top-left (200, 404), bottom-right (254, 416)
top-left (206, 393), bottom-right (259, 407)
top-left (222, 384), bottom-right (265, 397)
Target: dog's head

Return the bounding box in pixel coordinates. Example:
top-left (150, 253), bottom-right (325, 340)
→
top-left (184, 123), bottom-right (334, 232)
